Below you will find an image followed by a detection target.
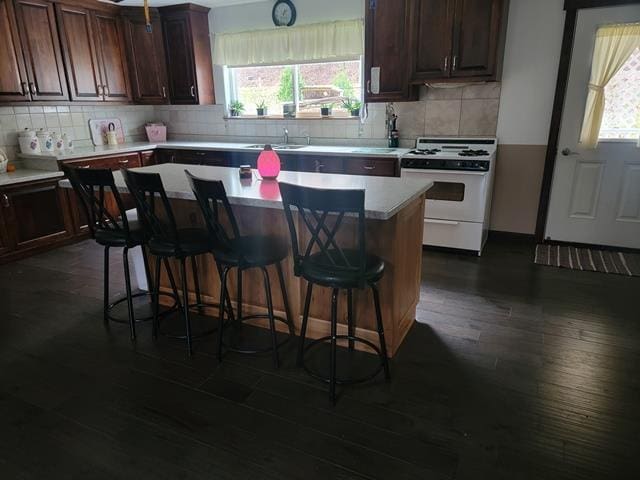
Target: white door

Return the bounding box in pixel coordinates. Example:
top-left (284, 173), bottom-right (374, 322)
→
top-left (545, 5), bottom-right (640, 249)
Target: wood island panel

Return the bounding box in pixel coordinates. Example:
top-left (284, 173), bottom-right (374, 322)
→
top-left (154, 194), bottom-right (425, 357)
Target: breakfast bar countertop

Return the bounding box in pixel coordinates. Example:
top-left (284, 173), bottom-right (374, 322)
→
top-left (94, 163), bottom-right (433, 221)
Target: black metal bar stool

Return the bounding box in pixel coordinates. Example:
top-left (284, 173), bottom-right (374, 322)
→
top-left (122, 169), bottom-right (233, 356)
top-left (186, 170), bottom-right (294, 368)
top-left (279, 182), bottom-right (390, 404)
top-left (62, 165), bottom-right (179, 341)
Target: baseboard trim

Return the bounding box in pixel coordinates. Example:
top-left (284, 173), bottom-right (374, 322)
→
top-left (488, 230), bottom-right (536, 242)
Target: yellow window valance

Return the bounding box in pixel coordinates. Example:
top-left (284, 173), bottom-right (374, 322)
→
top-left (579, 22), bottom-right (640, 148)
top-left (213, 19), bottom-right (364, 67)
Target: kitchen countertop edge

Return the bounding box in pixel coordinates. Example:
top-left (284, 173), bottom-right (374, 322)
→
top-left (19, 141), bottom-right (411, 162)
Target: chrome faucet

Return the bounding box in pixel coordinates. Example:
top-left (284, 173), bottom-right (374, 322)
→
top-left (306, 134), bottom-right (311, 146)
top-left (282, 127), bottom-right (289, 145)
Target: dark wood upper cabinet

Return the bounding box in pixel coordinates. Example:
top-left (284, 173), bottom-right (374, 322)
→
top-left (160, 4), bottom-right (215, 105)
top-left (13, 0), bottom-right (69, 101)
top-left (410, 0), bottom-right (456, 81)
top-left (364, 0), bottom-right (416, 103)
top-left (121, 8), bottom-right (169, 104)
top-left (0, 0), bottom-right (29, 102)
top-left (93, 12), bottom-right (131, 102)
top-left (409, 0), bottom-right (507, 83)
top-left (56, 2), bottom-right (131, 102)
top-left (56, 4), bottom-right (102, 101)
top-left (451, 0), bottom-right (504, 78)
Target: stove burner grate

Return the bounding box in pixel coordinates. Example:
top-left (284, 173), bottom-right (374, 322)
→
top-left (459, 149), bottom-right (490, 157)
top-left (409, 149), bottom-right (441, 155)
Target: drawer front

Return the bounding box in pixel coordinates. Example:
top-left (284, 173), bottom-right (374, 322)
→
top-left (65, 152), bottom-right (142, 170)
top-left (294, 155), bottom-right (343, 174)
top-left (344, 157), bottom-right (397, 177)
top-left (423, 218), bottom-right (485, 253)
top-left (174, 150), bottom-right (229, 166)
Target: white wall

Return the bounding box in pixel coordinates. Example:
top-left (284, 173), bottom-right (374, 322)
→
top-left (496, 0), bottom-right (565, 145)
top-left (210, 0), bottom-right (365, 103)
top-left (211, 0), bottom-right (364, 33)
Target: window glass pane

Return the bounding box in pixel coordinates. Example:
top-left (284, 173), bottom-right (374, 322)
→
top-left (229, 59), bottom-right (362, 117)
top-left (298, 60), bottom-right (362, 116)
top-left (600, 47), bottom-right (640, 140)
top-left (230, 65), bottom-right (292, 116)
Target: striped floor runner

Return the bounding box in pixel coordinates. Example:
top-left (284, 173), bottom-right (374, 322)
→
top-left (534, 244), bottom-right (640, 277)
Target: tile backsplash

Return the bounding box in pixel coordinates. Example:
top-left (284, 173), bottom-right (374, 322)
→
top-left (0, 105), bottom-right (154, 160)
top-left (0, 83), bottom-right (500, 161)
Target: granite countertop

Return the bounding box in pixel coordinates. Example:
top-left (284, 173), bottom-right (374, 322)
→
top-left (0, 169), bottom-right (64, 187)
top-left (19, 141), bottom-right (410, 162)
top-left (60, 163), bottom-right (432, 220)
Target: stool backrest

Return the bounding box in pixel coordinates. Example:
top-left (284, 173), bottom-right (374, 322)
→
top-left (61, 164), bottom-right (130, 238)
top-left (121, 169), bottom-right (180, 244)
top-left (185, 170), bottom-right (240, 251)
top-left (279, 182), bottom-right (366, 286)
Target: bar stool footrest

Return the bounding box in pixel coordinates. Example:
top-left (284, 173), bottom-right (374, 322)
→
top-left (157, 301), bottom-right (225, 340)
top-left (301, 334), bottom-right (385, 386)
top-left (222, 314), bottom-right (292, 354)
top-left (107, 291), bottom-right (179, 324)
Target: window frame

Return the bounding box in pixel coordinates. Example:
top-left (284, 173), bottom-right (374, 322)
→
top-left (223, 57), bottom-right (364, 119)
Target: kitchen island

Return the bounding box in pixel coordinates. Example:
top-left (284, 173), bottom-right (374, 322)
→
top-left (98, 164), bottom-right (432, 357)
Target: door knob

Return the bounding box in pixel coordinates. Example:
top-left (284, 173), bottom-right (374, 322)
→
top-left (561, 148), bottom-right (579, 156)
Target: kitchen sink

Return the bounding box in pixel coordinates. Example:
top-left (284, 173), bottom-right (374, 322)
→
top-left (274, 145), bottom-right (305, 150)
top-left (245, 144), bottom-right (306, 150)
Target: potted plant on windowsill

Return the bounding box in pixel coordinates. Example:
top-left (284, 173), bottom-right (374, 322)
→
top-left (342, 98), bottom-right (362, 117)
top-left (320, 103), bottom-right (333, 117)
top-left (256, 100), bottom-right (268, 117)
top-left (229, 100), bottom-right (244, 117)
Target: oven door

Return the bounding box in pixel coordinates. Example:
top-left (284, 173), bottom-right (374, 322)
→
top-left (401, 169), bottom-right (489, 223)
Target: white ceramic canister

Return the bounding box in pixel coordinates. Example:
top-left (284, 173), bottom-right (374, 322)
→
top-left (51, 132), bottom-right (65, 153)
top-left (0, 148), bottom-right (8, 173)
top-left (36, 129), bottom-right (53, 153)
top-left (18, 129), bottom-right (41, 154)
top-left (62, 133), bottom-right (74, 151)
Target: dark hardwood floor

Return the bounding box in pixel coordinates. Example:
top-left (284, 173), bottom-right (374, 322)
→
top-left (0, 237), bottom-right (638, 479)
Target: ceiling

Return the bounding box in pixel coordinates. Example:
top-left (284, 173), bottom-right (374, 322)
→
top-left (111, 0), bottom-right (269, 7)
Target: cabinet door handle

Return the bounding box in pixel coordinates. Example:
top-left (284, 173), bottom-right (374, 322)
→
top-left (21, 82), bottom-right (28, 96)
top-left (444, 56), bottom-right (449, 72)
top-left (452, 55), bottom-right (458, 71)
top-left (29, 82), bottom-right (36, 95)
top-left (162, 86), bottom-right (167, 98)
top-left (195, 152), bottom-right (206, 156)
top-left (1, 194), bottom-right (9, 208)
top-left (118, 159), bottom-right (129, 165)
top-left (190, 85), bottom-right (196, 98)
top-left (363, 165), bottom-right (376, 170)
top-left (366, 80), bottom-right (371, 94)
top-left (79, 165), bottom-right (91, 169)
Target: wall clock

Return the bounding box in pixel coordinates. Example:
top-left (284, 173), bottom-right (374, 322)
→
top-left (272, 0), bottom-right (296, 27)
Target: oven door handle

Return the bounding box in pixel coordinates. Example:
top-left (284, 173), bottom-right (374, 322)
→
top-left (425, 219), bottom-right (460, 226)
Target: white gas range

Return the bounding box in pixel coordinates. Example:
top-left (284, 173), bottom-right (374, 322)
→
top-left (400, 137), bottom-right (498, 255)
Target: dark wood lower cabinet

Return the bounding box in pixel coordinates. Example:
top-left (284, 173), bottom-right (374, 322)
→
top-left (0, 178), bottom-right (75, 263)
top-left (0, 204), bottom-right (12, 256)
top-left (158, 150), bottom-right (399, 177)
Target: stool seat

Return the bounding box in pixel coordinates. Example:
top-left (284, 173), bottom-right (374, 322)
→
top-left (213, 235), bottom-right (289, 268)
top-left (148, 228), bottom-right (211, 258)
top-left (301, 249), bottom-right (385, 288)
top-left (94, 219), bottom-right (147, 247)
